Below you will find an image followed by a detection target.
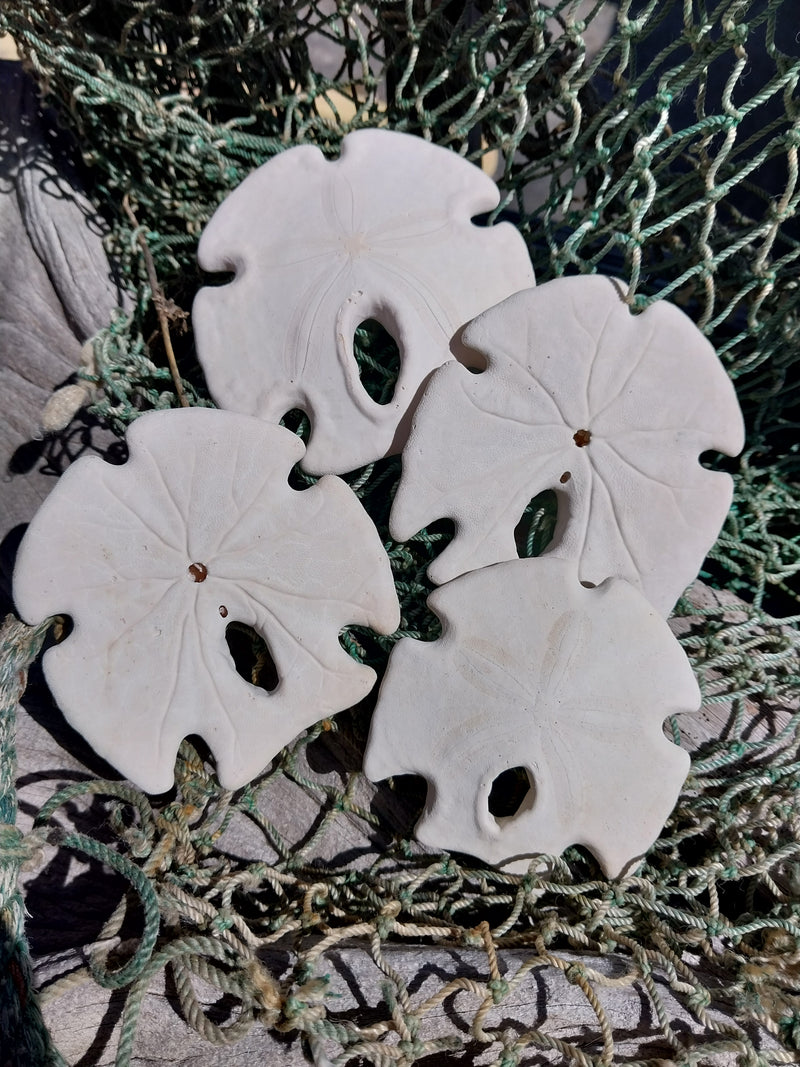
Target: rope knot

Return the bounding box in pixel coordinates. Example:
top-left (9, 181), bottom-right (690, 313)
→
top-left (488, 976), bottom-right (509, 1003)
top-left (724, 20), bottom-right (749, 44)
top-left (462, 928), bottom-right (483, 949)
top-left (779, 1012), bottom-right (800, 1050)
top-left (398, 1038), bottom-right (426, 1059)
top-left (0, 823), bottom-right (24, 852)
top-left (0, 824), bottom-right (40, 865)
top-left (687, 986), bottom-right (712, 1012)
top-left (618, 16), bottom-right (644, 38)
top-left (376, 901), bottom-right (401, 938)
top-left (565, 962), bottom-right (588, 985)
top-left (282, 994), bottom-right (304, 1020)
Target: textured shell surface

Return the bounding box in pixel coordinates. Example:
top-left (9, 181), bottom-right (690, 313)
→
top-left (391, 275), bottom-right (745, 615)
top-left (193, 128), bottom-right (535, 474)
top-left (364, 557), bottom-right (699, 878)
top-left (13, 407), bottom-right (400, 793)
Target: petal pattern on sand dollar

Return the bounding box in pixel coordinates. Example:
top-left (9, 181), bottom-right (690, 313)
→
top-left (193, 128), bottom-right (535, 475)
top-left (13, 408), bottom-right (400, 793)
top-left (391, 276), bottom-right (744, 615)
top-left (364, 559), bottom-right (698, 878)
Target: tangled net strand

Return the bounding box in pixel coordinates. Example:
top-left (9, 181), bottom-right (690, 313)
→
top-left (1, 1), bottom-right (799, 1064)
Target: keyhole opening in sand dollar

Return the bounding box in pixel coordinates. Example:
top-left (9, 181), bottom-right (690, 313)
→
top-left (488, 766), bottom-right (536, 824)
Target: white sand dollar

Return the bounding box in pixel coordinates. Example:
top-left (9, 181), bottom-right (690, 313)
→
top-left (391, 276), bottom-right (745, 615)
top-left (363, 558), bottom-right (699, 878)
top-left (13, 408), bottom-right (400, 794)
top-left (193, 128), bottom-right (535, 475)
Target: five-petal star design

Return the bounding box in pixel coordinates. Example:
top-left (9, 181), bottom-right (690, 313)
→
top-left (13, 408), bottom-right (400, 794)
top-left (391, 275), bottom-right (745, 615)
top-left (364, 559), bottom-right (699, 878)
top-left (193, 128), bottom-right (535, 474)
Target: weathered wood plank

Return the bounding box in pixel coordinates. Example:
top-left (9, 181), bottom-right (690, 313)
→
top-left (12, 599), bottom-right (790, 1066)
top-left (27, 936), bottom-right (781, 1066)
top-left (0, 59), bottom-right (121, 546)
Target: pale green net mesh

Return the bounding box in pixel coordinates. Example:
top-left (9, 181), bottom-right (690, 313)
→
top-left (1, 1), bottom-right (800, 1064)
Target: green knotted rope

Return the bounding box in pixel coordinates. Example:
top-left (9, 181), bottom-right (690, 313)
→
top-left (0, 0), bottom-right (799, 1062)
top-left (0, 617), bottom-right (63, 1067)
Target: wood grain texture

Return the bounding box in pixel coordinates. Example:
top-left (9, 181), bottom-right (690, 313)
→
top-left (0, 59), bottom-right (121, 553)
top-left (11, 587), bottom-right (789, 1066)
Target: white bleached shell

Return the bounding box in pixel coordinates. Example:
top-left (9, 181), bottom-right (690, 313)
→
top-left (363, 558), bottom-right (698, 878)
top-left (193, 128), bottom-right (535, 475)
top-left (13, 407), bottom-right (400, 794)
top-left (391, 276), bottom-right (745, 615)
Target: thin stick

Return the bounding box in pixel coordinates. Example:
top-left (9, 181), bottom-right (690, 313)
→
top-left (122, 194), bottom-right (190, 408)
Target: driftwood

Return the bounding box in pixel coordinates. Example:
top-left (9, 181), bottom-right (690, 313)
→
top-left (0, 58), bottom-right (120, 566)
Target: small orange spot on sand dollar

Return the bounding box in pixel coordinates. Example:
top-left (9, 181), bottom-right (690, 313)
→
top-left (560, 471), bottom-right (571, 483)
top-left (219, 605), bottom-right (228, 618)
top-left (573, 429), bottom-right (591, 448)
top-left (188, 562), bottom-right (208, 582)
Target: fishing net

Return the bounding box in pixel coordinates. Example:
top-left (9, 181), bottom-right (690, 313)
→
top-left (1, 0), bottom-right (799, 1063)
